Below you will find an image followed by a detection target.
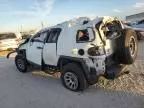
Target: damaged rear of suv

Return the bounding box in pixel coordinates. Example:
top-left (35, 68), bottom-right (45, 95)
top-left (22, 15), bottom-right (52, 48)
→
top-left (7, 16), bottom-right (138, 91)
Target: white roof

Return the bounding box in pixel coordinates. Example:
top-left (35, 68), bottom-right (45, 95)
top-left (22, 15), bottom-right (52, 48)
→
top-left (40, 16), bottom-right (116, 33)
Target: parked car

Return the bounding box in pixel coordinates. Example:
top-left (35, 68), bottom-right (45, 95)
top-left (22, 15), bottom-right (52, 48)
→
top-left (0, 32), bottom-right (22, 51)
top-left (132, 19), bottom-right (144, 29)
top-left (7, 16), bottom-right (138, 91)
top-left (124, 22), bottom-right (144, 40)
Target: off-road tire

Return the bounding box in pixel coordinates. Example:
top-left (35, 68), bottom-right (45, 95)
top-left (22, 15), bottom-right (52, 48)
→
top-left (15, 54), bottom-right (27, 73)
top-left (61, 63), bottom-right (88, 91)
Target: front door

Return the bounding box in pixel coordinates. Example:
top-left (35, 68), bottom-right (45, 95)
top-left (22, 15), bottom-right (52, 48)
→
top-left (26, 32), bottom-right (48, 65)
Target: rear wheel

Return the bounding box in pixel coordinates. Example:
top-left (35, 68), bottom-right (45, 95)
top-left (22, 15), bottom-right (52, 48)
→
top-left (61, 63), bottom-right (88, 91)
top-left (15, 54), bottom-right (27, 73)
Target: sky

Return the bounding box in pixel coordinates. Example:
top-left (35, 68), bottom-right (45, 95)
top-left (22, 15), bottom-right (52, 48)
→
top-left (0, 0), bottom-right (144, 32)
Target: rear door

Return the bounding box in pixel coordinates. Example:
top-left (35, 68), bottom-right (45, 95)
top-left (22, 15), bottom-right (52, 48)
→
top-left (43, 28), bottom-right (61, 66)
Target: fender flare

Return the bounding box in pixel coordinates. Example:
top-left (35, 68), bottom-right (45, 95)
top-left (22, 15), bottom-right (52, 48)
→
top-left (57, 56), bottom-right (98, 85)
top-left (7, 49), bottom-right (26, 59)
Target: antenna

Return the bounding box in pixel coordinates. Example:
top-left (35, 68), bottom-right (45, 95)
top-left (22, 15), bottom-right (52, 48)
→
top-left (20, 25), bottom-right (23, 32)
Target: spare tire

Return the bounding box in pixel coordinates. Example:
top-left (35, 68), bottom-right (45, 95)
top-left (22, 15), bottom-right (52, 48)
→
top-left (115, 29), bottom-right (138, 64)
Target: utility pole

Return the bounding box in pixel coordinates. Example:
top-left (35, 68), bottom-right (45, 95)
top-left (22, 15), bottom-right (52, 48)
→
top-left (41, 21), bottom-right (44, 29)
top-left (20, 25), bottom-right (23, 33)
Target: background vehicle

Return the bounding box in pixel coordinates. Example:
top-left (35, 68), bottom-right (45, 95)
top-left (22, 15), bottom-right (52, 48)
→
top-left (0, 32), bottom-right (22, 51)
top-left (8, 16), bottom-right (138, 91)
top-left (124, 22), bottom-right (144, 40)
top-left (132, 19), bottom-right (144, 29)
top-left (131, 20), bottom-right (144, 40)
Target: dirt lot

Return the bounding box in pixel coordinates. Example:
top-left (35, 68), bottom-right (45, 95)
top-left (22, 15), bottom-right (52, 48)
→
top-left (0, 41), bottom-right (144, 95)
top-left (0, 50), bottom-right (10, 57)
top-left (99, 40), bottom-right (144, 94)
top-left (0, 57), bottom-right (144, 108)
top-left (0, 41), bottom-right (144, 108)
top-left (97, 60), bottom-right (144, 94)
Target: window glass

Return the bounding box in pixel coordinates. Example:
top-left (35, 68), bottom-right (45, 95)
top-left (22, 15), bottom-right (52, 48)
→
top-left (39, 32), bottom-right (47, 42)
top-left (32, 32), bottom-right (47, 42)
top-left (47, 29), bottom-right (61, 43)
top-left (76, 29), bottom-right (90, 42)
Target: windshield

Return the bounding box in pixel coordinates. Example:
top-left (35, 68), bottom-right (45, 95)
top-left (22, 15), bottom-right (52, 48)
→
top-left (0, 33), bottom-right (16, 40)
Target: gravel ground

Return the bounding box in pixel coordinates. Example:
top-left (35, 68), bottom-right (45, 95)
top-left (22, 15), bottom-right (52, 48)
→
top-left (0, 57), bottom-right (144, 108)
top-left (97, 60), bottom-right (144, 95)
top-left (96, 41), bottom-right (144, 95)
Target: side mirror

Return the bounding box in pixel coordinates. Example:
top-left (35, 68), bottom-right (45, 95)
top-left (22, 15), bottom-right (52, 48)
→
top-left (30, 38), bottom-right (35, 42)
top-left (87, 27), bottom-right (95, 41)
top-left (25, 38), bottom-right (30, 43)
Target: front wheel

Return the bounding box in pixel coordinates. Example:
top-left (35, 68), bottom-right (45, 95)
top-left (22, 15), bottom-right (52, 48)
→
top-left (15, 54), bottom-right (27, 73)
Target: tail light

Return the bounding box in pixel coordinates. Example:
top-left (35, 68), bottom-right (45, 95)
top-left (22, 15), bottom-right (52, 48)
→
top-left (87, 46), bottom-right (104, 56)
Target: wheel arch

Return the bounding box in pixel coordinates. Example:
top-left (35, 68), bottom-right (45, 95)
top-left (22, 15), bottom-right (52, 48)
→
top-left (57, 56), bottom-right (82, 69)
top-left (17, 49), bottom-right (26, 58)
top-left (57, 56), bottom-right (98, 85)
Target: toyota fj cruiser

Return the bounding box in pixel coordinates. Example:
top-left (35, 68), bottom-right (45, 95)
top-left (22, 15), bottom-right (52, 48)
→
top-left (7, 16), bottom-right (138, 91)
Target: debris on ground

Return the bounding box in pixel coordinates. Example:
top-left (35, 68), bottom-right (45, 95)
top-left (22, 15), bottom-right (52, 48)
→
top-left (97, 60), bottom-right (144, 95)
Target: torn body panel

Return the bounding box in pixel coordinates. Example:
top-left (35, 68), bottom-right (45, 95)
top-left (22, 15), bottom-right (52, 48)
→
top-left (83, 55), bottom-right (106, 76)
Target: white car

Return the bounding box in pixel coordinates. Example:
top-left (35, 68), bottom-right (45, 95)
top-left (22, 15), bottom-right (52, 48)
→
top-left (130, 20), bottom-right (144, 40)
top-left (132, 19), bottom-right (144, 29)
top-left (0, 32), bottom-right (22, 51)
top-left (8, 16), bottom-right (138, 91)
top-left (123, 22), bottom-right (144, 40)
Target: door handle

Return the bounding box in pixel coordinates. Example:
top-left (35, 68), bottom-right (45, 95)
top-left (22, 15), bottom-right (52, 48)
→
top-left (37, 46), bottom-right (43, 49)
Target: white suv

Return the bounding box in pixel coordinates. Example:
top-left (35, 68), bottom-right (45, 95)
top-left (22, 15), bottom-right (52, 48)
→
top-left (8, 16), bottom-right (138, 91)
